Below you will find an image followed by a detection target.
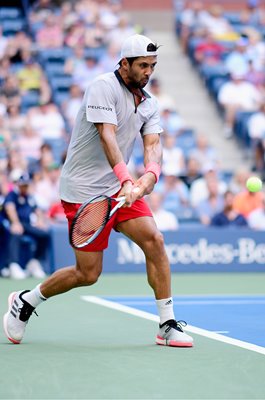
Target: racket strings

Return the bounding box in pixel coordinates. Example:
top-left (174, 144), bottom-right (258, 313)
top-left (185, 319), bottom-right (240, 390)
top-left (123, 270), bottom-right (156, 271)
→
top-left (71, 199), bottom-right (110, 246)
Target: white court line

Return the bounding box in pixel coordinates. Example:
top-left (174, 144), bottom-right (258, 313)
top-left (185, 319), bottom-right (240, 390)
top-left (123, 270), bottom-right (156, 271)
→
top-left (81, 295), bottom-right (265, 356)
top-left (118, 300), bottom-right (265, 306)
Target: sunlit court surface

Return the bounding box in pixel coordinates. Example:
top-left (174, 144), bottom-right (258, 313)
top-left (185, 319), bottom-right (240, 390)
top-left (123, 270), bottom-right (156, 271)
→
top-left (1, 273), bottom-right (265, 400)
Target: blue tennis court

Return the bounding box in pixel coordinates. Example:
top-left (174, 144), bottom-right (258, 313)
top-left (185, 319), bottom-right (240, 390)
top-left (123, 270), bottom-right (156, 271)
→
top-left (101, 295), bottom-right (265, 348)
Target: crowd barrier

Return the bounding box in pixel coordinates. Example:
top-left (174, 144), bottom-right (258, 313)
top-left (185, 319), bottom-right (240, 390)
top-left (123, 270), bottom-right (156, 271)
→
top-left (49, 223), bottom-right (265, 273)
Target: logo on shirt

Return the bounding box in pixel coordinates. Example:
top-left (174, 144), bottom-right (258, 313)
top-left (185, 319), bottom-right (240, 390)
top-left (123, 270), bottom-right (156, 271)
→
top-left (87, 105), bottom-right (113, 112)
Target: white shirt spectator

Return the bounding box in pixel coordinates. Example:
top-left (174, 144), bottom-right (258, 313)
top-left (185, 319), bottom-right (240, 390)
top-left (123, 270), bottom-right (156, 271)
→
top-left (248, 109), bottom-right (265, 139)
top-left (247, 206), bottom-right (265, 230)
top-left (27, 103), bottom-right (65, 140)
top-left (153, 209), bottom-right (179, 231)
top-left (218, 79), bottom-right (261, 110)
top-left (162, 135), bottom-right (185, 176)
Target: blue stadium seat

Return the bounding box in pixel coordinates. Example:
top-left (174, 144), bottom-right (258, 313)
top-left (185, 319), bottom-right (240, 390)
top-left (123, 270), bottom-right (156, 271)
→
top-left (44, 62), bottom-right (65, 78)
top-left (234, 111), bottom-right (255, 146)
top-left (2, 19), bottom-right (25, 36)
top-left (44, 138), bottom-right (68, 163)
top-left (53, 90), bottom-right (69, 106)
top-left (39, 47), bottom-right (73, 64)
top-left (21, 91), bottom-right (40, 112)
top-left (50, 75), bottom-right (73, 92)
top-left (0, 7), bottom-right (22, 19)
top-left (176, 129), bottom-right (196, 157)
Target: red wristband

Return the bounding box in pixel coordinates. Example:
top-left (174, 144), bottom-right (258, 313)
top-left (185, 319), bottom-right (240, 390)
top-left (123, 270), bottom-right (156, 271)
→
top-left (145, 162), bottom-right (161, 183)
top-left (113, 161), bottom-right (133, 186)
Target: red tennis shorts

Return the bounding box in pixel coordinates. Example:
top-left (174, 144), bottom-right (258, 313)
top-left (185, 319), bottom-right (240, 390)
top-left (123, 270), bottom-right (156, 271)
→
top-left (61, 195), bottom-right (153, 252)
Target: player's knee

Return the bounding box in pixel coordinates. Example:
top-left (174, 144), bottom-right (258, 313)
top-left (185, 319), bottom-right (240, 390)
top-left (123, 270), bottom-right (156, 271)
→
top-left (76, 267), bottom-right (101, 286)
top-left (146, 230), bottom-right (165, 251)
top-left (154, 230), bottom-right (165, 249)
top-left (79, 270), bottom-right (100, 286)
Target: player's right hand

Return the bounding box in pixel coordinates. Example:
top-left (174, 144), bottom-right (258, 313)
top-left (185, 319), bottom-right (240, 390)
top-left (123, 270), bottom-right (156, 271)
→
top-left (120, 181), bottom-right (140, 207)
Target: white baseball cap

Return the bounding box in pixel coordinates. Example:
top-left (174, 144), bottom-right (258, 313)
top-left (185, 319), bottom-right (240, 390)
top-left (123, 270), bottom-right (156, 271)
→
top-left (121, 34), bottom-right (158, 58)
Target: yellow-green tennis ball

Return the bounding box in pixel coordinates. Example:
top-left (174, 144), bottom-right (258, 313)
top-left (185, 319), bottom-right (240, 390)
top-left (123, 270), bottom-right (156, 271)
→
top-left (246, 176), bottom-right (263, 192)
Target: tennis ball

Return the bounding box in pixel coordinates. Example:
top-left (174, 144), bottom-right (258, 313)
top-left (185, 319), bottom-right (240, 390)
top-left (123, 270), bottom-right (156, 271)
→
top-left (246, 176), bottom-right (263, 192)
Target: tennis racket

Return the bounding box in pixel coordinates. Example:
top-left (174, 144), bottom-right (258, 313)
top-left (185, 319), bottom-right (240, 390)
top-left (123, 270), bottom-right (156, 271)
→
top-left (70, 188), bottom-right (139, 249)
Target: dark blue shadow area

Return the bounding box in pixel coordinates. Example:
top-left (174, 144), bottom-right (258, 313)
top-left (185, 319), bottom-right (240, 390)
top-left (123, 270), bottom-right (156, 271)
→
top-left (104, 295), bottom-right (265, 348)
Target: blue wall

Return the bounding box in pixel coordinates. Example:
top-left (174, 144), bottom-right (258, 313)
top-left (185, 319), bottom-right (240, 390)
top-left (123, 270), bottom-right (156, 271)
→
top-left (50, 224), bottom-right (265, 273)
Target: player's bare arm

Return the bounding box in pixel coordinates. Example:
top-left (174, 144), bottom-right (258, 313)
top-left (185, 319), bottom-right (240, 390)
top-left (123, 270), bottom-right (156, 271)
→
top-left (136, 133), bottom-right (162, 195)
top-left (95, 122), bottom-right (138, 205)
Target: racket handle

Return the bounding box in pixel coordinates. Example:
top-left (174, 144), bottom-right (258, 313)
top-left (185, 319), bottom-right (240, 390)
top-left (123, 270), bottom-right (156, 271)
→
top-left (110, 188), bottom-right (140, 216)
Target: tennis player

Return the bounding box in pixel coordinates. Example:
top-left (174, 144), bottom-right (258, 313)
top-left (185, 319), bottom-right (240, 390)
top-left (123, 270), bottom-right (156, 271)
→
top-left (3, 34), bottom-right (193, 348)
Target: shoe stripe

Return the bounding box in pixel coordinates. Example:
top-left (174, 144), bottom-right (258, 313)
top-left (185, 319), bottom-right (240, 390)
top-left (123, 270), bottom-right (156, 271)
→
top-left (14, 300), bottom-right (18, 307)
top-left (10, 310), bottom-right (17, 318)
top-left (12, 305), bottom-right (17, 312)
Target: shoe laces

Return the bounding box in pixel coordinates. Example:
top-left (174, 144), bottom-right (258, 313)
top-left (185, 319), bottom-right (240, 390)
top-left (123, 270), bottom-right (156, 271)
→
top-left (160, 319), bottom-right (187, 332)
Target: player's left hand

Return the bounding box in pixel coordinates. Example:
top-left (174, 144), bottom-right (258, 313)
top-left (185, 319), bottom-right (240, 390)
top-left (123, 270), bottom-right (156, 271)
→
top-left (135, 172), bottom-right (156, 196)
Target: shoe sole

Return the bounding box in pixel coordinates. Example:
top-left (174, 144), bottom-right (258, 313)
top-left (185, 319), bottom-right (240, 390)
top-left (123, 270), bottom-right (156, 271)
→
top-left (3, 292), bottom-right (21, 344)
top-left (156, 335), bottom-right (193, 347)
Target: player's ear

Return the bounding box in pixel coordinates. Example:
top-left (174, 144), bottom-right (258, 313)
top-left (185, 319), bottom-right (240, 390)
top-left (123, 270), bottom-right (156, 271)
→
top-left (121, 58), bottom-right (129, 70)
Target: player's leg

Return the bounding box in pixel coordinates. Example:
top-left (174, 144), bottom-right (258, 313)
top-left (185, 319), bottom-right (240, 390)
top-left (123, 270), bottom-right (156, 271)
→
top-left (3, 251), bottom-right (103, 344)
top-left (117, 216), bottom-right (193, 347)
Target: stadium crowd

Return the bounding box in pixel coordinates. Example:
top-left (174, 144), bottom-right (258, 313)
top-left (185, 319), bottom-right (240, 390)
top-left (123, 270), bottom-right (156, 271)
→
top-left (0, 0), bottom-right (265, 279)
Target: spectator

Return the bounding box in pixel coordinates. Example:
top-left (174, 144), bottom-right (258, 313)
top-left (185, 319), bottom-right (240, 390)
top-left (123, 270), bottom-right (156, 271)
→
top-left (218, 72), bottom-right (262, 138)
top-left (157, 175), bottom-right (190, 215)
top-left (72, 56), bottom-right (103, 91)
top-left (247, 102), bottom-right (265, 172)
top-left (28, 143), bottom-right (55, 180)
top-left (245, 28), bottom-right (265, 72)
top-left (1, 173), bottom-right (50, 279)
top-left (203, 4), bottom-right (233, 38)
top-left (36, 13), bottom-right (64, 49)
top-left (244, 59), bottom-right (265, 89)
top-left (7, 147), bottom-right (28, 182)
top-left (149, 78), bottom-right (177, 113)
top-left (64, 20), bottom-right (86, 49)
top-left (179, 156), bottom-right (202, 189)
top-left (0, 27), bottom-right (8, 58)
top-left (4, 105), bottom-right (27, 138)
top-left (190, 164), bottom-right (227, 207)
top-left (247, 194), bottom-right (265, 230)
top-left (160, 109), bottom-right (186, 135)
top-left (33, 162), bottom-right (61, 212)
top-left (16, 125), bottom-right (43, 163)
top-left (224, 38), bottom-right (249, 77)
top-left (194, 30), bottom-right (226, 65)
top-left (16, 59), bottom-right (51, 105)
top-left (178, 1), bottom-right (209, 52)
top-left (211, 190), bottom-right (248, 227)
top-left (189, 133), bottom-right (219, 171)
top-left (61, 84), bottom-right (83, 130)
top-left (64, 46), bottom-right (86, 75)
top-left (161, 134), bottom-right (185, 177)
top-left (100, 43), bottom-right (120, 73)
top-left (27, 102), bottom-right (66, 141)
top-left (229, 168), bottom-right (252, 194)
top-left (195, 177), bottom-right (224, 225)
top-left (106, 12), bottom-right (136, 50)
top-left (0, 57), bottom-right (12, 84)
top-left (233, 187), bottom-right (264, 217)
top-left (6, 31), bottom-right (33, 64)
top-left (147, 191), bottom-right (179, 231)
top-left (0, 75), bottom-right (21, 108)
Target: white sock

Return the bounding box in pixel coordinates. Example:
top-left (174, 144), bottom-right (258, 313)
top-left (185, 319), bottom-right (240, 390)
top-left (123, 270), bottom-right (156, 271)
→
top-left (156, 297), bottom-right (175, 325)
top-left (22, 284), bottom-right (47, 308)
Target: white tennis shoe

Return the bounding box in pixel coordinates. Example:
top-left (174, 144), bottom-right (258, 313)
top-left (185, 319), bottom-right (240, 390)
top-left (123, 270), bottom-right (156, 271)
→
top-left (3, 291), bottom-right (36, 344)
top-left (156, 319), bottom-right (194, 347)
